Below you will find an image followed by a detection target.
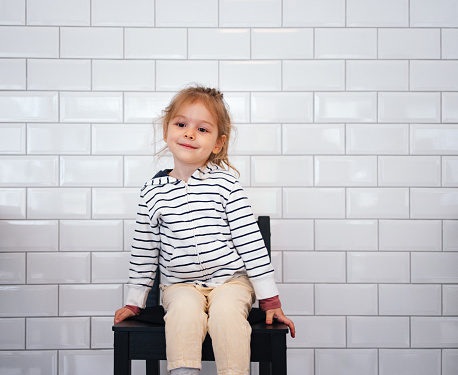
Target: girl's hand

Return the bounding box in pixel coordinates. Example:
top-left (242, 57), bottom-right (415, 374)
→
top-left (114, 307), bottom-right (136, 324)
top-left (265, 307), bottom-right (296, 338)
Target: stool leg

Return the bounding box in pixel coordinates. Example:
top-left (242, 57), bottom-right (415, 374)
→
top-left (259, 362), bottom-right (271, 375)
top-left (271, 334), bottom-right (287, 375)
top-left (114, 331), bottom-right (131, 375)
top-left (146, 360), bottom-right (160, 375)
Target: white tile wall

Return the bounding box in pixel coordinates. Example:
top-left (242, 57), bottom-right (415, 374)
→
top-left (1, 1), bottom-right (457, 374)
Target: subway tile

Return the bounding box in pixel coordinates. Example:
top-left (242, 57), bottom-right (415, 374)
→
top-left (379, 220), bottom-right (442, 251)
top-left (189, 29), bottom-right (250, 59)
top-left (156, 0), bottom-right (217, 27)
top-left (0, 26), bottom-right (58, 57)
top-left (231, 124), bottom-right (282, 155)
top-left (27, 124), bottom-right (90, 155)
top-left (61, 27), bottom-right (123, 58)
top-left (379, 156), bottom-right (441, 187)
top-left (411, 0), bottom-right (458, 27)
top-left (347, 188), bottom-right (409, 219)
top-left (252, 29), bottom-right (313, 59)
top-left (288, 349), bottom-right (314, 375)
top-left (0, 318), bottom-right (25, 349)
top-left (444, 220), bottom-right (458, 251)
top-left (27, 252), bottom-right (90, 284)
top-left (223, 92), bottom-right (250, 123)
top-left (0, 220), bottom-right (58, 252)
top-left (271, 251), bottom-right (282, 283)
top-left (443, 350), bottom-right (458, 375)
top-left (27, 317), bottom-right (90, 349)
top-left (315, 349), bottom-right (377, 375)
top-left (443, 93), bottom-right (458, 122)
top-left (287, 316), bottom-right (346, 348)
top-left (276, 284), bottom-right (314, 315)
top-left (346, 61), bottom-right (408, 91)
top-left (60, 92), bottom-right (123, 123)
top-left (315, 284), bottom-right (377, 315)
top-left (220, 61), bottom-right (281, 91)
top-left (444, 286), bottom-right (458, 316)
top-left (412, 252), bottom-right (458, 283)
top-left (283, 0), bottom-right (345, 27)
top-left (92, 188), bottom-right (138, 219)
top-left (59, 284), bottom-right (122, 316)
top-left (124, 220), bottom-right (136, 251)
top-left (0, 253), bottom-right (25, 284)
top-left (0, 123), bottom-right (25, 154)
top-left (411, 61), bottom-right (458, 91)
top-left (379, 349), bottom-right (441, 375)
top-left (0, 0), bottom-right (25, 25)
top-left (124, 156), bottom-right (157, 187)
top-left (0, 188), bottom-right (26, 219)
top-left (284, 188), bottom-right (345, 218)
top-left (0, 58), bottom-right (26, 89)
top-left (411, 317), bottom-right (458, 348)
top-left (0, 156), bottom-right (58, 187)
top-left (60, 220), bottom-right (123, 251)
top-left (284, 252), bottom-right (346, 283)
top-left (283, 60), bottom-right (345, 91)
top-left (27, 0), bottom-right (90, 26)
top-left (315, 92), bottom-right (377, 123)
top-left (156, 61), bottom-right (218, 91)
top-left (283, 124), bottom-right (345, 155)
top-left (347, 252), bottom-right (410, 283)
top-left (27, 188), bottom-right (91, 219)
top-left (0, 351), bottom-right (57, 375)
top-left (379, 93), bottom-right (441, 123)
top-left (0, 285), bottom-right (58, 317)
top-left (251, 156), bottom-right (313, 187)
top-left (124, 92), bottom-right (175, 123)
top-left (125, 28), bottom-right (187, 59)
top-left (91, 317), bottom-right (115, 349)
top-left (230, 156), bottom-right (250, 187)
top-left (0, 91), bottom-right (58, 122)
top-left (347, 0), bottom-right (408, 27)
top-left (59, 350), bottom-right (113, 375)
top-left (346, 124), bottom-right (409, 155)
top-left (442, 29), bottom-right (458, 59)
top-left (92, 0), bottom-right (154, 26)
top-left (270, 219), bottom-right (314, 251)
top-left (411, 188), bottom-right (458, 219)
top-left (220, 0), bottom-right (281, 27)
top-left (411, 124), bottom-right (458, 154)
top-left (315, 220), bottom-right (378, 251)
top-left (92, 252), bottom-right (130, 283)
top-left (315, 28), bottom-right (377, 59)
top-left (315, 156), bottom-right (377, 186)
top-left (378, 29), bottom-right (440, 59)
top-left (244, 188), bottom-right (282, 218)
top-left (379, 285), bottom-right (441, 316)
top-left (251, 92), bottom-right (313, 123)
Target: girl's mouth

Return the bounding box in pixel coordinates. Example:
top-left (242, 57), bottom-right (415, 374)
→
top-left (179, 143), bottom-right (197, 149)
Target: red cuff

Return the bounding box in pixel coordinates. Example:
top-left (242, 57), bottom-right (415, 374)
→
top-left (259, 295), bottom-right (281, 311)
top-left (125, 305), bottom-right (141, 315)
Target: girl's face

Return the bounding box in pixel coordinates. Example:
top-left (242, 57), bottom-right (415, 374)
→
top-left (164, 101), bottom-right (226, 171)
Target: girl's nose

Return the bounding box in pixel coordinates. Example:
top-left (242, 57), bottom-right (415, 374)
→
top-left (184, 131), bottom-right (195, 140)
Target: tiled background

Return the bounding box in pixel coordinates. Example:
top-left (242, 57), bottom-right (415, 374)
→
top-left (0, 0), bottom-right (457, 374)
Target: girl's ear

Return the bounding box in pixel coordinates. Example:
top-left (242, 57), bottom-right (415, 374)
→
top-left (212, 134), bottom-right (226, 154)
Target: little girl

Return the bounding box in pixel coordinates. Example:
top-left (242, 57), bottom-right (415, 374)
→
top-left (114, 85), bottom-right (295, 375)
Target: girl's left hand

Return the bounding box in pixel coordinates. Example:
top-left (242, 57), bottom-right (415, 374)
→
top-left (265, 307), bottom-right (296, 338)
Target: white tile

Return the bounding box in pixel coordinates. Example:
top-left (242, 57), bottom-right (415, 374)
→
top-left (60, 220), bottom-right (123, 251)
top-left (288, 349), bottom-right (314, 375)
top-left (0, 318), bottom-right (25, 349)
top-left (347, 188), bottom-right (409, 219)
top-left (0, 26), bottom-right (58, 57)
top-left (379, 220), bottom-right (442, 251)
top-left (244, 188), bottom-right (282, 218)
top-left (92, 252), bottom-right (130, 283)
top-left (283, 60), bottom-right (345, 91)
top-left (60, 92), bottom-right (123, 123)
top-left (0, 220), bottom-right (58, 252)
top-left (412, 252), bottom-right (458, 283)
top-left (0, 351), bottom-right (57, 375)
top-left (347, 0), bottom-right (408, 26)
top-left (156, 0), bottom-right (217, 26)
top-left (283, 0), bottom-right (345, 27)
top-left (229, 156), bottom-right (250, 187)
top-left (443, 350), bottom-right (458, 375)
top-left (444, 220), bottom-right (458, 251)
top-left (411, 61), bottom-right (458, 91)
top-left (220, 0), bottom-right (281, 27)
top-left (0, 156), bottom-right (58, 187)
top-left (315, 93), bottom-right (377, 123)
top-left (315, 220), bottom-right (378, 251)
top-left (379, 156), bottom-right (441, 187)
top-left (0, 91), bottom-right (58, 122)
top-left (347, 252), bottom-right (410, 283)
top-left (444, 286), bottom-right (458, 316)
top-left (379, 285), bottom-right (442, 316)
top-left (60, 27), bottom-right (123, 58)
top-left (0, 58), bottom-right (26, 89)
top-left (442, 29), bottom-right (458, 59)
top-left (0, 123), bottom-right (25, 154)
top-left (59, 284), bottom-right (122, 316)
top-left (252, 29), bottom-right (313, 59)
top-left (125, 28), bottom-right (187, 59)
top-left (92, 188), bottom-right (138, 219)
top-left (27, 252), bottom-right (90, 284)
top-left (411, 0), bottom-right (458, 27)
top-left (378, 29), bottom-right (440, 59)
top-left (231, 124), bottom-right (281, 155)
top-left (315, 284), bottom-right (377, 315)
top-left (189, 29), bottom-right (250, 59)
top-left (284, 188), bottom-right (345, 218)
top-left (224, 93), bottom-right (250, 123)
top-left (315, 28), bottom-right (377, 59)
top-left (124, 92), bottom-right (175, 123)
top-left (346, 124), bottom-right (409, 155)
top-left (251, 92), bottom-right (313, 123)
top-left (251, 156), bottom-right (313, 187)
top-left (27, 317), bottom-right (90, 349)
top-left (0, 253), bottom-right (25, 284)
top-left (156, 61), bottom-right (218, 91)
top-left (27, 123), bottom-right (90, 155)
top-left (59, 350), bottom-right (113, 375)
top-left (315, 349), bottom-right (377, 375)
top-left (315, 156), bottom-right (377, 186)
top-left (443, 93), bottom-right (458, 122)
top-left (380, 349), bottom-right (441, 375)
top-left (27, 0), bottom-right (90, 25)
top-left (271, 251), bottom-right (282, 283)
top-left (271, 219), bottom-right (314, 251)
top-left (284, 252), bottom-right (346, 283)
top-left (346, 61), bottom-right (408, 91)
top-left (411, 317), bottom-right (458, 348)
top-left (0, 285), bottom-right (58, 317)
top-left (287, 316), bottom-right (346, 348)
top-left (411, 124), bottom-right (458, 154)
top-left (411, 188), bottom-right (458, 219)
top-left (283, 124), bottom-right (345, 155)
top-left (123, 221), bottom-right (138, 251)
top-left (0, 0), bottom-right (25, 25)
top-left (124, 156), bottom-right (157, 187)
top-left (220, 61), bottom-right (281, 91)
top-left (347, 317), bottom-right (410, 348)
top-left (0, 188), bottom-right (25, 219)
top-left (91, 317), bottom-right (115, 349)
top-left (92, 0), bottom-right (154, 26)
top-left (276, 284), bottom-right (314, 315)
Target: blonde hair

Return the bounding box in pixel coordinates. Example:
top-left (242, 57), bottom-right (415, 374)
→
top-left (160, 85), bottom-right (238, 175)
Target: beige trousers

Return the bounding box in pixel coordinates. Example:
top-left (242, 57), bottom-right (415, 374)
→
top-left (161, 276), bottom-right (256, 375)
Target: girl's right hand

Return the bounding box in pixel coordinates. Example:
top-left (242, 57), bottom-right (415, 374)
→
top-left (114, 307), bottom-right (136, 324)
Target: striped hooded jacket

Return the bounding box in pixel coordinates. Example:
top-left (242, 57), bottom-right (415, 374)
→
top-left (126, 164), bottom-right (279, 309)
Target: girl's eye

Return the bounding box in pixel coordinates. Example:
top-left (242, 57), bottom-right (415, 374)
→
top-left (177, 122), bottom-right (185, 127)
top-left (198, 127), bottom-right (208, 133)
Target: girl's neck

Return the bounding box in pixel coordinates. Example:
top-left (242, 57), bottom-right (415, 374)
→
top-left (169, 163), bottom-right (205, 182)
